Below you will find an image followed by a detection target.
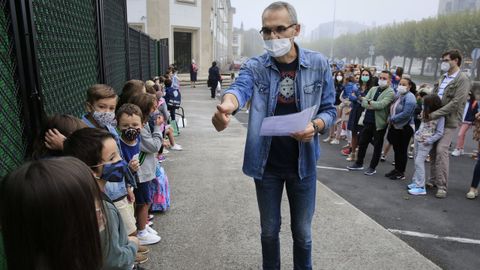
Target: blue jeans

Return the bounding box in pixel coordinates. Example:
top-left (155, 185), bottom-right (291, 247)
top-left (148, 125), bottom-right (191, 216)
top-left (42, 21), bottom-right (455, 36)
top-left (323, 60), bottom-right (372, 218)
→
top-left (254, 170), bottom-right (317, 270)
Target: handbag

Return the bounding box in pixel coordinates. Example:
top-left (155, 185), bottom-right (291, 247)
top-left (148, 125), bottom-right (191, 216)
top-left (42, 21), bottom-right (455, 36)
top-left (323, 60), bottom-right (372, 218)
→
top-left (358, 110), bottom-right (366, 126)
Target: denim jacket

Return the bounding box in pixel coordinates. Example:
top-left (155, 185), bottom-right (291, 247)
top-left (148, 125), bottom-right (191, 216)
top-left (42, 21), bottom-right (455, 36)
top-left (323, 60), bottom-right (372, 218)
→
top-left (224, 45), bottom-right (336, 179)
top-left (82, 115), bottom-right (137, 201)
top-left (389, 92), bottom-right (416, 129)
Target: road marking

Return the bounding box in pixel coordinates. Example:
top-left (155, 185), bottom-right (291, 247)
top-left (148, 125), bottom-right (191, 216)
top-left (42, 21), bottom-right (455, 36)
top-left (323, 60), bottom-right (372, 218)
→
top-left (388, 229), bottom-right (480, 245)
top-left (316, 165), bottom-right (349, 172)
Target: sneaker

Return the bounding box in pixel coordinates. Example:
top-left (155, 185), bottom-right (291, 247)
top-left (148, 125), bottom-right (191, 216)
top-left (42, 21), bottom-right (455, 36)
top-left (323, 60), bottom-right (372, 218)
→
top-left (137, 245), bottom-right (150, 255)
top-left (341, 147), bottom-right (351, 156)
top-left (407, 183), bottom-right (417, 190)
top-left (466, 189), bottom-right (478, 199)
top-left (135, 253), bottom-right (149, 264)
top-left (435, 189), bottom-right (447, 199)
top-left (364, 168), bottom-right (376, 176)
top-left (347, 163), bottom-right (364, 171)
top-left (147, 221), bottom-right (153, 226)
top-left (451, 148), bottom-right (464, 156)
top-left (408, 152), bottom-right (414, 159)
top-left (390, 172), bottom-right (405, 180)
top-left (170, 144), bottom-right (183, 151)
top-left (157, 155), bottom-right (166, 163)
top-left (245, 109), bottom-right (249, 114)
top-left (380, 155), bottom-right (386, 162)
top-left (346, 153), bottom-right (356, 162)
top-left (385, 169), bottom-right (398, 178)
top-left (138, 231), bottom-right (161, 245)
top-left (163, 149), bottom-right (169, 154)
top-left (425, 155), bottom-right (431, 163)
top-left (330, 139), bottom-right (340, 145)
top-left (408, 187), bottom-right (426, 195)
top-left (148, 214), bottom-right (154, 221)
top-left (323, 137), bottom-right (332, 143)
top-left (146, 225), bottom-right (158, 235)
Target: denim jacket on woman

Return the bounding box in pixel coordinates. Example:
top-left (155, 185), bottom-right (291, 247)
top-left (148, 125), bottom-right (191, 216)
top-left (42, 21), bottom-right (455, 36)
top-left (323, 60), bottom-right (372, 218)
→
top-left (224, 44), bottom-right (336, 179)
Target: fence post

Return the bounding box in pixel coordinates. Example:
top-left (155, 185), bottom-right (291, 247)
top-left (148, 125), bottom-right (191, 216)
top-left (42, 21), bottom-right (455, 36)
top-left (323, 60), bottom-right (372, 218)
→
top-left (124, 0), bottom-right (130, 79)
top-left (95, 0), bottom-right (106, 83)
top-left (9, 0), bottom-right (45, 155)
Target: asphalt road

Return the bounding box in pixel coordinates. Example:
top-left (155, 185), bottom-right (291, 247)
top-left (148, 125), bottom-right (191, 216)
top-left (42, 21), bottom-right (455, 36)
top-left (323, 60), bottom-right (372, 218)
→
top-left (233, 108), bottom-right (480, 270)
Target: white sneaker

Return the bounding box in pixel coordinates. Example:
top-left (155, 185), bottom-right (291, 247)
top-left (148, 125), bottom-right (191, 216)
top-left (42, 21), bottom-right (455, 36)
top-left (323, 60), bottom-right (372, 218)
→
top-left (163, 149), bottom-right (169, 154)
top-left (146, 225), bottom-right (158, 235)
top-left (170, 144), bottom-right (183, 151)
top-left (322, 137), bottom-right (331, 143)
top-left (245, 109), bottom-right (249, 114)
top-left (451, 148), bottom-right (463, 156)
top-left (330, 139), bottom-right (340, 145)
top-left (138, 231), bottom-right (161, 245)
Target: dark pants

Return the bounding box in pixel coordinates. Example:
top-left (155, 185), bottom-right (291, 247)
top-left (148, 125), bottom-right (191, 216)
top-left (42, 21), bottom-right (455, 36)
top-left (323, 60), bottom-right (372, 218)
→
top-left (388, 125), bottom-right (414, 173)
top-left (471, 157), bottom-right (480, 188)
top-left (169, 107), bottom-right (176, 121)
top-left (254, 170), bottom-right (316, 270)
top-left (356, 122), bottom-right (386, 169)
top-left (210, 85), bottom-right (216, 98)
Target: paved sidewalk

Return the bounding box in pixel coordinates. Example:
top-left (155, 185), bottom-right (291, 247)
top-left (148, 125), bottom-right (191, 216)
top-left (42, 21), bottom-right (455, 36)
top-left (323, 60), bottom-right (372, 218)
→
top-left (144, 86), bottom-right (440, 270)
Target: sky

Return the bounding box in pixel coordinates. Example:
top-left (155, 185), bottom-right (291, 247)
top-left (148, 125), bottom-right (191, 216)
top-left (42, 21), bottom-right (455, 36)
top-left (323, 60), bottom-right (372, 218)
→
top-left (230, 0), bottom-right (439, 35)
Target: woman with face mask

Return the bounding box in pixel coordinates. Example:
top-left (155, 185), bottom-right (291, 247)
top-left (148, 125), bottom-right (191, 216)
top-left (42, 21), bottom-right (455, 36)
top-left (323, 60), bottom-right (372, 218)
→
top-left (345, 69), bottom-right (374, 161)
top-left (385, 78), bottom-right (417, 180)
top-left (324, 71), bottom-right (345, 143)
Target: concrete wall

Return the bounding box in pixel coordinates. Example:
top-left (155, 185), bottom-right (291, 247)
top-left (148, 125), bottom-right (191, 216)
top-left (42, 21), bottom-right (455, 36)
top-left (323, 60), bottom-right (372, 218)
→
top-left (127, 0), bottom-right (147, 31)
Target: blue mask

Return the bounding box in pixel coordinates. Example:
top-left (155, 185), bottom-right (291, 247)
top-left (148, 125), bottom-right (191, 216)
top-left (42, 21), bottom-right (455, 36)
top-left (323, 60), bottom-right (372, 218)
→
top-left (96, 160), bottom-right (128, 182)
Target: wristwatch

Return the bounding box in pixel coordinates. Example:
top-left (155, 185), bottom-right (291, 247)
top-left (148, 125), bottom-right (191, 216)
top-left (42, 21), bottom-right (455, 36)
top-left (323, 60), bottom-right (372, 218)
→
top-left (311, 120), bottom-right (320, 133)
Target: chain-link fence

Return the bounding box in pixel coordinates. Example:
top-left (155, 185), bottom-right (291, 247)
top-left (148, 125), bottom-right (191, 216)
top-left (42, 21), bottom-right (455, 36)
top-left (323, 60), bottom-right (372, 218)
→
top-left (0, 0), bottom-right (27, 177)
top-left (1, 0), bottom-right (167, 177)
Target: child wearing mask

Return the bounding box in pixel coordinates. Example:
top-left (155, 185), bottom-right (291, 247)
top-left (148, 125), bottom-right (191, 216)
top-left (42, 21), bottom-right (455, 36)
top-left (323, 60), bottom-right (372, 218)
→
top-left (64, 128), bottom-right (138, 269)
top-left (128, 93), bottom-right (163, 246)
top-left (408, 94), bottom-right (445, 195)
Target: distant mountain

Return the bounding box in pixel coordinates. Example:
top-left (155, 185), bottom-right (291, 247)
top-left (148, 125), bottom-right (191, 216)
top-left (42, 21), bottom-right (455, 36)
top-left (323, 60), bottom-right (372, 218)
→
top-left (309, 21), bottom-right (369, 41)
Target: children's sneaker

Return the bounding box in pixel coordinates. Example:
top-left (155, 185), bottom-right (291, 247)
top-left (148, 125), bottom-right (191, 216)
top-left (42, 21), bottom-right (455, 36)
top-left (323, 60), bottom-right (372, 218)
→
top-left (163, 149), bottom-right (169, 154)
top-left (146, 225), bottom-right (158, 235)
top-left (137, 245), bottom-right (150, 255)
top-left (170, 144), bottom-right (183, 151)
top-left (408, 187), bottom-right (426, 195)
top-left (135, 253), bottom-right (149, 264)
top-left (330, 139), bottom-right (340, 145)
top-left (148, 214), bottom-right (154, 221)
top-left (341, 147), bottom-right (351, 156)
top-left (347, 163), bottom-right (364, 171)
top-left (157, 155), bottom-right (166, 163)
top-left (407, 183), bottom-right (417, 190)
top-left (451, 148), bottom-right (464, 156)
top-left (322, 137), bottom-right (332, 143)
top-left (138, 231), bottom-right (161, 245)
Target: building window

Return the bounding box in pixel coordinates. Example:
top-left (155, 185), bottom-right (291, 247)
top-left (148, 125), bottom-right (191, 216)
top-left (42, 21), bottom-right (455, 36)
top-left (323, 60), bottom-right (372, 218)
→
top-left (176, 0), bottom-right (196, 5)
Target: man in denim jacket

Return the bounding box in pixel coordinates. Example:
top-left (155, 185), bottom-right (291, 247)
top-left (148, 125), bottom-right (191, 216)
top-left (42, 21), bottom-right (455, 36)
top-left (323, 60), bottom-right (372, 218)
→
top-left (211, 2), bottom-right (335, 269)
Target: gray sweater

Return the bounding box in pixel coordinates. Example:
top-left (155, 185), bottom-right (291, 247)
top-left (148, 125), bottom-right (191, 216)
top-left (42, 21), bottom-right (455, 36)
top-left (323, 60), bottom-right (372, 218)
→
top-left (137, 123), bottom-right (163, 183)
top-left (101, 200), bottom-right (137, 270)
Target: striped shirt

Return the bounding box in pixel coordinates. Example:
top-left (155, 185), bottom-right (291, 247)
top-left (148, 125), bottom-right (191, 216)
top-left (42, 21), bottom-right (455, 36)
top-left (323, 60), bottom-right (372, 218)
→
top-left (438, 70), bottom-right (459, 98)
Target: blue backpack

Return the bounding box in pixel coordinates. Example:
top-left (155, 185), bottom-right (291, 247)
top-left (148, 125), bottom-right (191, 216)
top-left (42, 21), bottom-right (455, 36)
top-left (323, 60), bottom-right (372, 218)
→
top-left (165, 87), bottom-right (181, 109)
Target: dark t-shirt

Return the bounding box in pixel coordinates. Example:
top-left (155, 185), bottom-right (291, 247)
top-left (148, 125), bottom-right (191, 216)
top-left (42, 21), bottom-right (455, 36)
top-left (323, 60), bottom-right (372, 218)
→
top-left (364, 87), bottom-right (384, 124)
top-left (265, 57), bottom-right (299, 173)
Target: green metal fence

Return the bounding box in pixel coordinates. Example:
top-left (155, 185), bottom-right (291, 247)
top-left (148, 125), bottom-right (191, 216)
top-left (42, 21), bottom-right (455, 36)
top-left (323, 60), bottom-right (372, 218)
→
top-left (0, 0), bottom-right (27, 177)
top-left (1, 0), bottom-right (167, 177)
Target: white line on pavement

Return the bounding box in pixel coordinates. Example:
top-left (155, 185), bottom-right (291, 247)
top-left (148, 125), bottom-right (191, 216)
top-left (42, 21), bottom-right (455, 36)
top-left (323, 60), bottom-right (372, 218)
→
top-left (316, 165), bottom-right (349, 172)
top-left (388, 229), bottom-right (480, 245)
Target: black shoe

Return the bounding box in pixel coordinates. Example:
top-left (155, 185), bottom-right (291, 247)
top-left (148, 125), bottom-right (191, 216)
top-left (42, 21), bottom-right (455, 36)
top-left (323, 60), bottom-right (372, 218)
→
top-left (389, 172), bottom-right (405, 180)
top-left (385, 169), bottom-right (398, 178)
top-left (347, 163), bottom-right (364, 171)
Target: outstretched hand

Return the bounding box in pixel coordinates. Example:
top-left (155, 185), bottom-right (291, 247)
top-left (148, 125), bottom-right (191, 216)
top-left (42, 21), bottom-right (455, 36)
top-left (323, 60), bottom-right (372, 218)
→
top-left (212, 99), bottom-right (236, 132)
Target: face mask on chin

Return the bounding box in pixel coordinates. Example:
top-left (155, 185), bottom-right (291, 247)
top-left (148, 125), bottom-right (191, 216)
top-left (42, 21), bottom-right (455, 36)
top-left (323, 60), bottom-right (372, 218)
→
top-left (264, 38), bottom-right (292, 57)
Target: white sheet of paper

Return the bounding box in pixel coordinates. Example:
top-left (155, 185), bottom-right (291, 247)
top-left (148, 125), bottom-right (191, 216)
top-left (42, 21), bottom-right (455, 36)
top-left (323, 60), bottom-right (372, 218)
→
top-left (260, 105), bottom-right (317, 136)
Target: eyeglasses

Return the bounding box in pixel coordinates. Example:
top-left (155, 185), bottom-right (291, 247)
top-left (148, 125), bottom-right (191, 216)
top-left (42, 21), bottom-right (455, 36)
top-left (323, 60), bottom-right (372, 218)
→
top-left (441, 58), bottom-right (451, 62)
top-left (260, 24), bottom-right (296, 36)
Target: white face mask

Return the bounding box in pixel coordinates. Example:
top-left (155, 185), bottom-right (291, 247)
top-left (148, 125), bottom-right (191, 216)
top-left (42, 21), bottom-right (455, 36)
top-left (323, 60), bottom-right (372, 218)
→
top-left (441, 62), bottom-right (451, 72)
top-left (378, 79), bottom-right (388, 88)
top-left (336, 76), bottom-right (343, 82)
top-left (397, 85), bottom-right (408, 95)
top-left (264, 38), bottom-right (292, 57)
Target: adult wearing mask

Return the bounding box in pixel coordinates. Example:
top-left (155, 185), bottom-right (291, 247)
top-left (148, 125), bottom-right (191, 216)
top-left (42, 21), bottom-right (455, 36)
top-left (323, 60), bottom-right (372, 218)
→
top-left (347, 71), bottom-right (395, 175)
top-left (385, 78), bottom-right (417, 180)
top-left (208, 61), bottom-right (221, 99)
top-left (211, 2), bottom-right (336, 268)
top-left (428, 49), bottom-right (471, 198)
top-left (324, 71), bottom-right (345, 143)
top-left (345, 69), bottom-right (374, 160)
